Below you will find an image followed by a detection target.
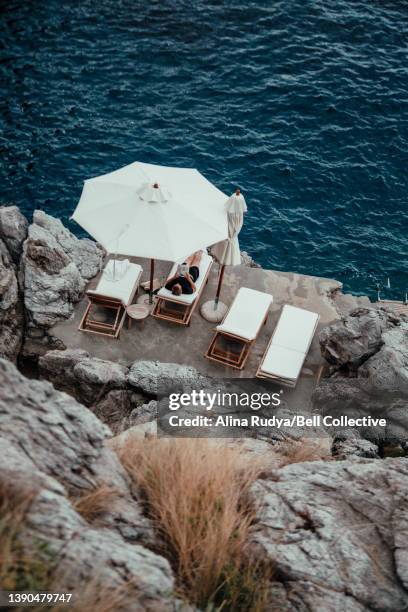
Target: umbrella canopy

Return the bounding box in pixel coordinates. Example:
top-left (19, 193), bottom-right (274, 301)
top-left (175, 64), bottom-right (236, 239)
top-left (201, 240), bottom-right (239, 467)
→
top-left (72, 161), bottom-right (228, 263)
top-left (205, 189), bottom-right (247, 314)
top-left (211, 190), bottom-right (247, 266)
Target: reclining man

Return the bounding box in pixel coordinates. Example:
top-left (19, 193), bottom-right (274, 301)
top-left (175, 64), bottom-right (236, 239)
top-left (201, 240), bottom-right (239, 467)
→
top-left (165, 251), bottom-right (203, 296)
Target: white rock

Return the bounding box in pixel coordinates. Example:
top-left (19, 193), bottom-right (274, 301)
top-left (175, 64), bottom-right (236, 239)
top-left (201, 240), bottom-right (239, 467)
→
top-left (359, 322), bottom-right (408, 394)
top-left (128, 360), bottom-right (207, 395)
top-left (319, 307), bottom-right (397, 370)
top-left (21, 210), bottom-right (103, 333)
top-left (0, 205), bottom-right (28, 263)
top-left (251, 458), bottom-right (408, 610)
top-left (0, 358), bottom-right (153, 545)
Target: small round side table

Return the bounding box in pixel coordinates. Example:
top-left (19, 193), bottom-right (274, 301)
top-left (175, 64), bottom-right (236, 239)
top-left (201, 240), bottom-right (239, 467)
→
top-left (126, 304), bottom-right (149, 329)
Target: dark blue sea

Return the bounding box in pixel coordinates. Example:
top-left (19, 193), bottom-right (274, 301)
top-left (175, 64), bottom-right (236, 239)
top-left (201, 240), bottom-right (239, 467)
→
top-left (1, 1), bottom-right (407, 300)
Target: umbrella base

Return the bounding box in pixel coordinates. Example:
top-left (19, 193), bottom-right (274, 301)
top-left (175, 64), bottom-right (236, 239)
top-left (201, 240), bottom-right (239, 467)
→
top-left (136, 294), bottom-right (156, 312)
top-left (200, 300), bottom-right (228, 323)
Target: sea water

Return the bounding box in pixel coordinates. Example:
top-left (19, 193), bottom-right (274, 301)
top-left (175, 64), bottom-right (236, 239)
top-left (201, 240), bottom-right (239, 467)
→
top-left (1, 0), bottom-right (407, 300)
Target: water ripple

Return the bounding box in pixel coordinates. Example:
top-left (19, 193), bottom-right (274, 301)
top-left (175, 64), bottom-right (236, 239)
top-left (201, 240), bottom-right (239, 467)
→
top-left (0, 0), bottom-right (407, 299)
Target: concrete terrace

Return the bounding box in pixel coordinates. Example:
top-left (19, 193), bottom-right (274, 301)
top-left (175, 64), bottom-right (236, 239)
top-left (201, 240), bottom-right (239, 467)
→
top-left (53, 257), bottom-right (344, 410)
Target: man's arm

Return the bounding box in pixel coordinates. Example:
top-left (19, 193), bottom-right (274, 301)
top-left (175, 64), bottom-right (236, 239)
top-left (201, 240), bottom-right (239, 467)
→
top-left (165, 275), bottom-right (178, 290)
top-left (185, 273), bottom-right (196, 293)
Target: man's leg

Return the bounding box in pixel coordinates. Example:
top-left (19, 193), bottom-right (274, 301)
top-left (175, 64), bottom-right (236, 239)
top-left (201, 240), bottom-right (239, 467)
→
top-left (189, 251), bottom-right (203, 268)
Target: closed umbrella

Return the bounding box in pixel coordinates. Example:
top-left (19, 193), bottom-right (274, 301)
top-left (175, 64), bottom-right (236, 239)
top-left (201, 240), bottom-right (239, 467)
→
top-left (72, 161), bottom-right (228, 303)
top-left (201, 189), bottom-right (247, 322)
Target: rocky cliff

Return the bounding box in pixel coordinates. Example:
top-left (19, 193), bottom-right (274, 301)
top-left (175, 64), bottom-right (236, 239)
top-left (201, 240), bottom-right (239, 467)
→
top-left (0, 358), bottom-right (177, 610)
top-left (314, 306), bottom-right (408, 453)
top-left (1, 205), bottom-right (407, 610)
top-left (251, 458), bottom-right (408, 611)
top-left (0, 206), bottom-right (27, 361)
top-left (1, 358), bottom-right (408, 610)
top-left (0, 205), bottom-right (104, 361)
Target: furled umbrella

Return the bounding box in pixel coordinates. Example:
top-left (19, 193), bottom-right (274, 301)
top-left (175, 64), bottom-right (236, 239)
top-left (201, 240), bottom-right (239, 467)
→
top-left (71, 161), bottom-right (228, 304)
top-left (201, 188), bottom-right (247, 322)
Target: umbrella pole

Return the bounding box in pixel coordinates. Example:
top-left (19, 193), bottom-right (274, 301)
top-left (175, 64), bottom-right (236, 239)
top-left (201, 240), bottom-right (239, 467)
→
top-left (149, 258), bottom-right (155, 304)
top-left (113, 235), bottom-right (120, 281)
top-left (214, 264), bottom-right (226, 308)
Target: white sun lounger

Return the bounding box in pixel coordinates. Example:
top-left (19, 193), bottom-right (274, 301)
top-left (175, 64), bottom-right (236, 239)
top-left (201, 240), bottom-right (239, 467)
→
top-left (256, 305), bottom-right (319, 386)
top-left (205, 287), bottom-right (273, 369)
top-left (79, 259), bottom-right (142, 338)
top-left (152, 250), bottom-right (213, 325)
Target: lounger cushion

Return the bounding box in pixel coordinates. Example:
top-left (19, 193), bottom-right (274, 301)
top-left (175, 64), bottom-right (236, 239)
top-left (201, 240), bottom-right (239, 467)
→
top-left (260, 345), bottom-right (306, 381)
top-left (157, 250), bottom-right (212, 305)
top-left (88, 259), bottom-right (142, 306)
top-left (259, 305), bottom-right (319, 381)
top-left (271, 305), bottom-right (319, 353)
top-left (216, 287), bottom-right (273, 341)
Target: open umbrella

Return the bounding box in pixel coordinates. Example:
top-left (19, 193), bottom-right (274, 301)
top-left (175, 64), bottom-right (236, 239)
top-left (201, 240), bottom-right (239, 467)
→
top-left (201, 189), bottom-right (247, 322)
top-left (72, 161), bottom-right (228, 303)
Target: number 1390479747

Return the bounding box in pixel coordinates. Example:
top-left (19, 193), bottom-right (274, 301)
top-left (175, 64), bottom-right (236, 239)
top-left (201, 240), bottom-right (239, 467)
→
top-left (1, 592), bottom-right (73, 607)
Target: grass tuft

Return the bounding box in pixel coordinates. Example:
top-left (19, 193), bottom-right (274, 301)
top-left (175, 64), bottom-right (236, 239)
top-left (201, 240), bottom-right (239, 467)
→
top-left (277, 437), bottom-right (332, 467)
top-left (117, 437), bottom-right (272, 611)
top-left (71, 484), bottom-right (122, 525)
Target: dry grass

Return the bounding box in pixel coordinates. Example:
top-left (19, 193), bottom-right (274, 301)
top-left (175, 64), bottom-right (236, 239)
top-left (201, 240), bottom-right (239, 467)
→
top-left (72, 484), bottom-right (122, 525)
top-left (0, 477), bottom-right (133, 611)
top-left (49, 580), bottom-right (132, 612)
top-left (117, 437), bottom-right (272, 611)
top-left (277, 437), bottom-right (332, 467)
top-left (5, 434), bottom-right (329, 610)
top-left (0, 478), bottom-right (50, 591)
top-left (0, 478), bottom-right (31, 588)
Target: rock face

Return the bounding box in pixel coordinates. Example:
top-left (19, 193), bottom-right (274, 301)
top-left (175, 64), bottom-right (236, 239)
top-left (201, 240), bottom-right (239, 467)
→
top-left (73, 357), bottom-right (128, 404)
top-left (38, 349), bottom-right (157, 433)
top-left (315, 308), bottom-right (408, 448)
top-left (21, 210), bottom-right (103, 354)
top-left (358, 322), bottom-right (408, 394)
top-left (319, 307), bottom-right (399, 370)
top-left (92, 391), bottom-right (155, 433)
top-left (31, 211), bottom-right (104, 281)
top-left (0, 239), bottom-right (24, 361)
top-left (331, 433), bottom-right (380, 459)
top-left (251, 458), bottom-right (408, 611)
top-left (128, 360), bottom-right (208, 395)
top-left (314, 377), bottom-right (408, 448)
top-left (40, 351), bottom-right (229, 434)
top-left (0, 206), bottom-right (104, 361)
top-left (0, 357), bottom-right (153, 544)
top-left (240, 250), bottom-right (261, 268)
top-left (0, 358), bottom-right (176, 609)
top-left (39, 351), bottom-right (213, 434)
top-left (0, 205), bottom-right (28, 264)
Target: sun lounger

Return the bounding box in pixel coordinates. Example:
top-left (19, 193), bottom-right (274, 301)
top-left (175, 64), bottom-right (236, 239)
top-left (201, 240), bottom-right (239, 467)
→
top-left (152, 250), bottom-right (213, 325)
top-left (256, 305), bottom-right (319, 386)
top-left (79, 259), bottom-right (142, 338)
top-left (205, 287), bottom-right (273, 369)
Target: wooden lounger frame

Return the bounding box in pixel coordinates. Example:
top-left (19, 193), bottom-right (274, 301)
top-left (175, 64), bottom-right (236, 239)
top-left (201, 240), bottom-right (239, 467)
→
top-left (78, 270), bottom-right (142, 339)
top-left (255, 313), bottom-right (320, 386)
top-left (151, 261), bottom-right (213, 326)
top-left (205, 310), bottom-right (269, 370)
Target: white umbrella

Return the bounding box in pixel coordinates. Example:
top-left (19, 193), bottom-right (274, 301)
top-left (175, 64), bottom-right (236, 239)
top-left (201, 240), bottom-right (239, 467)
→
top-left (211, 189), bottom-right (247, 267)
top-left (201, 189), bottom-right (247, 322)
top-left (72, 161), bottom-right (228, 302)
